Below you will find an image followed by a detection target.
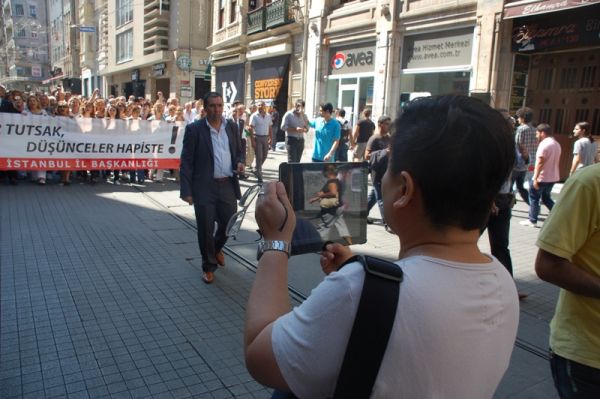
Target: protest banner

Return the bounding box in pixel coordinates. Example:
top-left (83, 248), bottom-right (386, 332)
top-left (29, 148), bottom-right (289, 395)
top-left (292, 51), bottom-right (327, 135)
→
top-left (0, 114), bottom-right (184, 170)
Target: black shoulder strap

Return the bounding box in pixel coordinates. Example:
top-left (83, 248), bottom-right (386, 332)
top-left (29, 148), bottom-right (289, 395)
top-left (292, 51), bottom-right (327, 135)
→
top-left (333, 255), bottom-right (403, 399)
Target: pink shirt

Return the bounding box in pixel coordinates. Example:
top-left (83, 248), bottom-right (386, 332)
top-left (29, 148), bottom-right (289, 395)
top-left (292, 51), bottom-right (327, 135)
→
top-left (537, 137), bottom-right (562, 182)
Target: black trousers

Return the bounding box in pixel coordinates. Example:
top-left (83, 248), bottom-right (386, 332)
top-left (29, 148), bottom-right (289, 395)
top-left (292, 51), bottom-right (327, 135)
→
top-left (193, 179), bottom-right (237, 272)
top-left (286, 136), bottom-right (304, 163)
top-left (486, 196), bottom-right (513, 276)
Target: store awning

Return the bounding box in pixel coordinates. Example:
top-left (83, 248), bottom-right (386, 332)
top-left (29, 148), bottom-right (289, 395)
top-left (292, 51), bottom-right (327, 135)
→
top-left (504, 0), bottom-right (600, 19)
top-left (42, 74), bottom-right (65, 84)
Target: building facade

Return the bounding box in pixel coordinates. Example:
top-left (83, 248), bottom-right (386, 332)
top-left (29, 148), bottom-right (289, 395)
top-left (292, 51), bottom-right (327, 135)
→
top-left (305, 0), bottom-right (505, 123)
top-left (0, 0), bottom-right (51, 91)
top-left (209, 0), bottom-right (307, 116)
top-left (76, 0), bottom-right (105, 97)
top-left (46, 0), bottom-right (81, 93)
top-left (306, 0), bottom-right (599, 140)
top-left (99, 0), bottom-right (212, 102)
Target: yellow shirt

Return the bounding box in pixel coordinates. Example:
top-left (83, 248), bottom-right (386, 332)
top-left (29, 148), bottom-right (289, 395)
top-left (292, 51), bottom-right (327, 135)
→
top-left (537, 163), bottom-right (600, 368)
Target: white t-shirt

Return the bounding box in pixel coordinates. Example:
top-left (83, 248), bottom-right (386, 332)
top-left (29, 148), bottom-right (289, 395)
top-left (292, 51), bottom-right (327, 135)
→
top-left (272, 255), bottom-right (519, 399)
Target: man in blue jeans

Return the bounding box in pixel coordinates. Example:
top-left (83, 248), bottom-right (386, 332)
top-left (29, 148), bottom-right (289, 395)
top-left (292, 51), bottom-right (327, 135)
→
top-left (520, 124), bottom-right (561, 228)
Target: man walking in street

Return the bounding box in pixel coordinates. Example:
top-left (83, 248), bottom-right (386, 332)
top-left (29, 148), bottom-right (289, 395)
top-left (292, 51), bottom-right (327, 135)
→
top-left (535, 162), bottom-right (600, 398)
top-left (180, 92), bottom-right (245, 284)
top-left (249, 101), bottom-right (272, 183)
top-left (270, 105), bottom-right (280, 151)
top-left (229, 104), bottom-right (248, 179)
top-left (351, 108), bottom-right (375, 161)
top-left (281, 100), bottom-right (309, 163)
top-left (520, 123), bottom-right (561, 227)
top-left (365, 115), bottom-right (392, 223)
top-left (335, 108), bottom-right (351, 162)
top-left (513, 107), bottom-right (537, 202)
top-left (310, 102), bottom-right (340, 162)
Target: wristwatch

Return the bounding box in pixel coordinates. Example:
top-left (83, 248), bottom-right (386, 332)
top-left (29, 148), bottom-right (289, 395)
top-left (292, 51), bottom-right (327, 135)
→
top-left (257, 240), bottom-right (291, 260)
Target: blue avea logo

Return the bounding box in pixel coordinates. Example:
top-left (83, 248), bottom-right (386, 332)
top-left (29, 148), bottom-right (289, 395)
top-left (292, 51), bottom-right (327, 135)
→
top-left (331, 52), bottom-right (346, 69)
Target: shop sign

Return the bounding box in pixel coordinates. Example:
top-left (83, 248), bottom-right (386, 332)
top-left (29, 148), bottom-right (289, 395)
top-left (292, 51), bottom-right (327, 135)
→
top-left (329, 43), bottom-right (375, 76)
top-left (509, 54), bottom-right (530, 112)
top-left (251, 55), bottom-right (289, 105)
top-left (176, 55), bottom-right (192, 71)
top-left (402, 29), bottom-right (473, 70)
top-left (504, 0), bottom-right (600, 19)
top-left (512, 4), bottom-right (600, 52)
top-left (180, 86), bottom-right (192, 98)
top-left (153, 63), bottom-right (166, 77)
top-left (32, 65), bottom-right (42, 78)
top-left (216, 63), bottom-right (245, 114)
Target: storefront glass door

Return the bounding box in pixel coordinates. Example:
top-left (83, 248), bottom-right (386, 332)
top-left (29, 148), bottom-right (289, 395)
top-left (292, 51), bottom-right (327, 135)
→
top-left (339, 84), bottom-right (357, 126)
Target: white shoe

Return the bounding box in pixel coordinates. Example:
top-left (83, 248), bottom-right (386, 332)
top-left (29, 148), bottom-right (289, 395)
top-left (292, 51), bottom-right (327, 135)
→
top-left (519, 220), bottom-right (538, 228)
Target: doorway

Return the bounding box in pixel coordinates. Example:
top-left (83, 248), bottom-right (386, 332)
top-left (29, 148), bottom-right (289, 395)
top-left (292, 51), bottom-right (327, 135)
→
top-left (194, 77), bottom-right (210, 101)
top-left (155, 79), bottom-right (170, 101)
top-left (339, 84), bottom-right (357, 126)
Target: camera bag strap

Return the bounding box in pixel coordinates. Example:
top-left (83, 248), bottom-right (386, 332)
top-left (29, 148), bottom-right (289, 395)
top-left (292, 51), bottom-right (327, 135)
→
top-left (332, 255), bottom-right (403, 398)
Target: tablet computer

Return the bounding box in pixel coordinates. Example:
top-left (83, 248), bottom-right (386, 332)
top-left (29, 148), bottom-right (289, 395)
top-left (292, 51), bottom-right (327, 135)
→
top-left (279, 162), bottom-right (369, 255)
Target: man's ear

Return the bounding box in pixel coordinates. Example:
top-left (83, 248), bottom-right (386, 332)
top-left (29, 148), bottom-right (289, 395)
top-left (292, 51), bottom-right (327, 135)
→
top-left (393, 171), bottom-right (415, 209)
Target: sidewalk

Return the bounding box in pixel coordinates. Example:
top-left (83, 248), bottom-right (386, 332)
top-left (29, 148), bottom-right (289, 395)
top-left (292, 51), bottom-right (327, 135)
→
top-left (0, 149), bottom-right (559, 398)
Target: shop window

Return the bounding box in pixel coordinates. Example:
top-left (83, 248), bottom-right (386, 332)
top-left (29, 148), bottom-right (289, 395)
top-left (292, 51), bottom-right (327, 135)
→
top-left (591, 110), bottom-right (599, 135)
top-left (554, 109), bottom-right (565, 132)
top-left (575, 108), bottom-right (589, 123)
top-left (539, 69), bottom-right (554, 90)
top-left (580, 65), bottom-right (596, 90)
top-left (559, 67), bottom-right (577, 89)
top-left (539, 108), bottom-right (552, 125)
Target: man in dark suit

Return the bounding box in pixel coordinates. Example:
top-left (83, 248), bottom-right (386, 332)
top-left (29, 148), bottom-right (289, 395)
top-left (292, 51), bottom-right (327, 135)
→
top-left (229, 104), bottom-right (248, 179)
top-left (180, 92), bottom-right (245, 284)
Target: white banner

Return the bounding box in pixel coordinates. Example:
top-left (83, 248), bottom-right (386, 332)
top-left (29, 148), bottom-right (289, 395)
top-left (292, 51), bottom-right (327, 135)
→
top-left (0, 114), bottom-right (184, 170)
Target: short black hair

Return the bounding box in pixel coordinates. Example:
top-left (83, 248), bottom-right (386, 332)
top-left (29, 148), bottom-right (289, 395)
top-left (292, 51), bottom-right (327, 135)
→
top-left (338, 109), bottom-right (346, 117)
top-left (320, 102), bottom-right (334, 114)
top-left (203, 91), bottom-right (223, 105)
top-left (295, 100), bottom-right (305, 107)
top-left (390, 95), bottom-right (515, 230)
top-left (516, 107), bottom-right (534, 123)
top-left (536, 123), bottom-right (552, 135)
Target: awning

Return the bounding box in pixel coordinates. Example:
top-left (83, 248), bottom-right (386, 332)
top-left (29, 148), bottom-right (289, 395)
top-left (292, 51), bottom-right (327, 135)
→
top-left (504, 0), bottom-right (600, 19)
top-left (42, 74), bottom-right (65, 84)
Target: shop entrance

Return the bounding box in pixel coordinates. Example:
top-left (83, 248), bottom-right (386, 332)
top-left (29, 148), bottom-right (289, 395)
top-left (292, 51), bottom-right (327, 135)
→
top-left (526, 50), bottom-right (600, 136)
top-left (155, 79), bottom-right (170, 101)
top-left (339, 84), bottom-right (357, 126)
top-left (194, 77), bottom-right (210, 101)
top-left (326, 76), bottom-right (374, 126)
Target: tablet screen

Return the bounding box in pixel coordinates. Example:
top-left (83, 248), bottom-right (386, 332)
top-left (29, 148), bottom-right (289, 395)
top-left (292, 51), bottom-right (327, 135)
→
top-left (279, 162), bottom-right (369, 255)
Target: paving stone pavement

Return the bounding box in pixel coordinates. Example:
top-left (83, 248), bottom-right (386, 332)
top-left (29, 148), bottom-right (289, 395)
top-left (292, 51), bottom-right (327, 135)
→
top-left (1, 148), bottom-right (562, 398)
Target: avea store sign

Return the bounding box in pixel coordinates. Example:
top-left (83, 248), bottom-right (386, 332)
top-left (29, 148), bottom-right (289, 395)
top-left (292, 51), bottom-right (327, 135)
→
top-left (329, 44), bottom-right (375, 75)
top-left (331, 50), bottom-right (374, 70)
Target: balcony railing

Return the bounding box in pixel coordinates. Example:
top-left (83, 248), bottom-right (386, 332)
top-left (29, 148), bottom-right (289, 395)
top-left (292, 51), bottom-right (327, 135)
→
top-left (266, 0), bottom-right (294, 29)
top-left (247, 7), bottom-right (266, 34)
